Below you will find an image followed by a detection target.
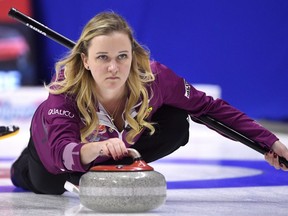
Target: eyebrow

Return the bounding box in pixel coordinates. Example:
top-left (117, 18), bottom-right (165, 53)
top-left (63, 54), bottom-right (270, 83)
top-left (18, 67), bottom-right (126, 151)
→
top-left (96, 50), bottom-right (129, 54)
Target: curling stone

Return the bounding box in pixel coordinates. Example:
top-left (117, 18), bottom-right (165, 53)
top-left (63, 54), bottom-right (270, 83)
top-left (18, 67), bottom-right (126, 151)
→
top-left (78, 148), bottom-right (166, 213)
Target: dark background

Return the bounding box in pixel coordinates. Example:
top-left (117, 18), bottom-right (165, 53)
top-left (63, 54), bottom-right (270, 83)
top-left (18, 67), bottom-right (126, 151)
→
top-left (1, 0), bottom-right (288, 122)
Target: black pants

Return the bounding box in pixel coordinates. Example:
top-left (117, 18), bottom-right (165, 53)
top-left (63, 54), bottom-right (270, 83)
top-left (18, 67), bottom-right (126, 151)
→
top-left (10, 105), bottom-right (190, 194)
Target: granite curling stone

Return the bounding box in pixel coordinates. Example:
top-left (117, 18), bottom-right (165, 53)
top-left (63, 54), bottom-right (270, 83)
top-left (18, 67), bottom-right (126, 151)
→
top-left (79, 148), bottom-right (167, 213)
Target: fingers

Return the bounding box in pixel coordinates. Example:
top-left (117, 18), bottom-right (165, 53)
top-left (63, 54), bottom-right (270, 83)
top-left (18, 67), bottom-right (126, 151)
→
top-left (265, 141), bottom-right (288, 171)
top-left (265, 151), bottom-right (288, 171)
top-left (265, 151), bottom-right (281, 169)
top-left (99, 138), bottom-right (128, 160)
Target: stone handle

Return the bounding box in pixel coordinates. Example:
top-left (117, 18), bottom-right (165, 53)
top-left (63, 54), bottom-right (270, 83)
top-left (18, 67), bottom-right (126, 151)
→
top-left (127, 148), bottom-right (142, 161)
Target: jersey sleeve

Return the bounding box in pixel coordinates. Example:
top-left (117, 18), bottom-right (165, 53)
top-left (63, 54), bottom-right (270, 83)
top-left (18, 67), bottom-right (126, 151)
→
top-left (150, 61), bottom-right (278, 149)
top-left (32, 93), bottom-right (90, 174)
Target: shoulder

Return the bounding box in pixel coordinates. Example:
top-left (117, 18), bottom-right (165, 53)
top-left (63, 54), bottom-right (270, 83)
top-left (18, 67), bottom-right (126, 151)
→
top-left (33, 92), bottom-right (80, 126)
top-left (150, 60), bottom-right (170, 73)
top-left (149, 60), bottom-right (182, 84)
top-left (37, 93), bottom-right (78, 118)
top-left (47, 92), bottom-right (76, 106)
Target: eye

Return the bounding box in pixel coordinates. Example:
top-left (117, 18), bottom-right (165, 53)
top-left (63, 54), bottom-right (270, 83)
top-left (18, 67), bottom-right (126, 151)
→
top-left (97, 55), bottom-right (108, 61)
top-left (118, 53), bottom-right (128, 60)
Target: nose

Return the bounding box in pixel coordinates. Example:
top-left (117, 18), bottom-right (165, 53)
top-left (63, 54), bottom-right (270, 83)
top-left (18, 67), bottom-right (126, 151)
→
top-left (107, 60), bottom-right (118, 75)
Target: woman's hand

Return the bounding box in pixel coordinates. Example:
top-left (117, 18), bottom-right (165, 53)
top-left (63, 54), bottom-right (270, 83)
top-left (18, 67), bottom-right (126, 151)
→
top-left (97, 138), bottom-right (128, 160)
top-left (264, 140), bottom-right (288, 171)
top-left (80, 138), bottom-right (128, 165)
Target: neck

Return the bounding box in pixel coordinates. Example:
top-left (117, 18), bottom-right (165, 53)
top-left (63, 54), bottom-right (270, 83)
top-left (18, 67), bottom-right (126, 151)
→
top-left (96, 86), bottom-right (127, 122)
top-left (97, 88), bottom-right (127, 131)
top-left (96, 86), bottom-right (127, 104)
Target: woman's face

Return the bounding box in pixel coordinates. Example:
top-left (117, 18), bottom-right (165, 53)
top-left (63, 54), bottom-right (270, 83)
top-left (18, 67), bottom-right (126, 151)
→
top-left (82, 32), bottom-right (132, 95)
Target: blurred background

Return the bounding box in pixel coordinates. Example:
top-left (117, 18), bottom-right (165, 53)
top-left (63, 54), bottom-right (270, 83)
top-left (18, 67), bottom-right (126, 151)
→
top-left (0, 0), bottom-right (287, 127)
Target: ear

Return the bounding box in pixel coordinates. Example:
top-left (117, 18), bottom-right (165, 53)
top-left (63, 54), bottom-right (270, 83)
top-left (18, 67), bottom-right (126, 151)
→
top-left (81, 53), bottom-right (89, 70)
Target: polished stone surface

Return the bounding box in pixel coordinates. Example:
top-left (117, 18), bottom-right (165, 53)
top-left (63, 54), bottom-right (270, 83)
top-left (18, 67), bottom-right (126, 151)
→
top-left (79, 170), bottom-right (166, 212)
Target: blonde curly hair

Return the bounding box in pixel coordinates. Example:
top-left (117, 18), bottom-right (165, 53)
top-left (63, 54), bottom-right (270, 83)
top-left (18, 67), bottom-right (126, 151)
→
top-left (47, 11), bottom-right (155, 144)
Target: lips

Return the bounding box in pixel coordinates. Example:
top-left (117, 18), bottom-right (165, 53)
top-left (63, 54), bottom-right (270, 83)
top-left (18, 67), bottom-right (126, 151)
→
top-left (106, 77), bottom-right (119, 80)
